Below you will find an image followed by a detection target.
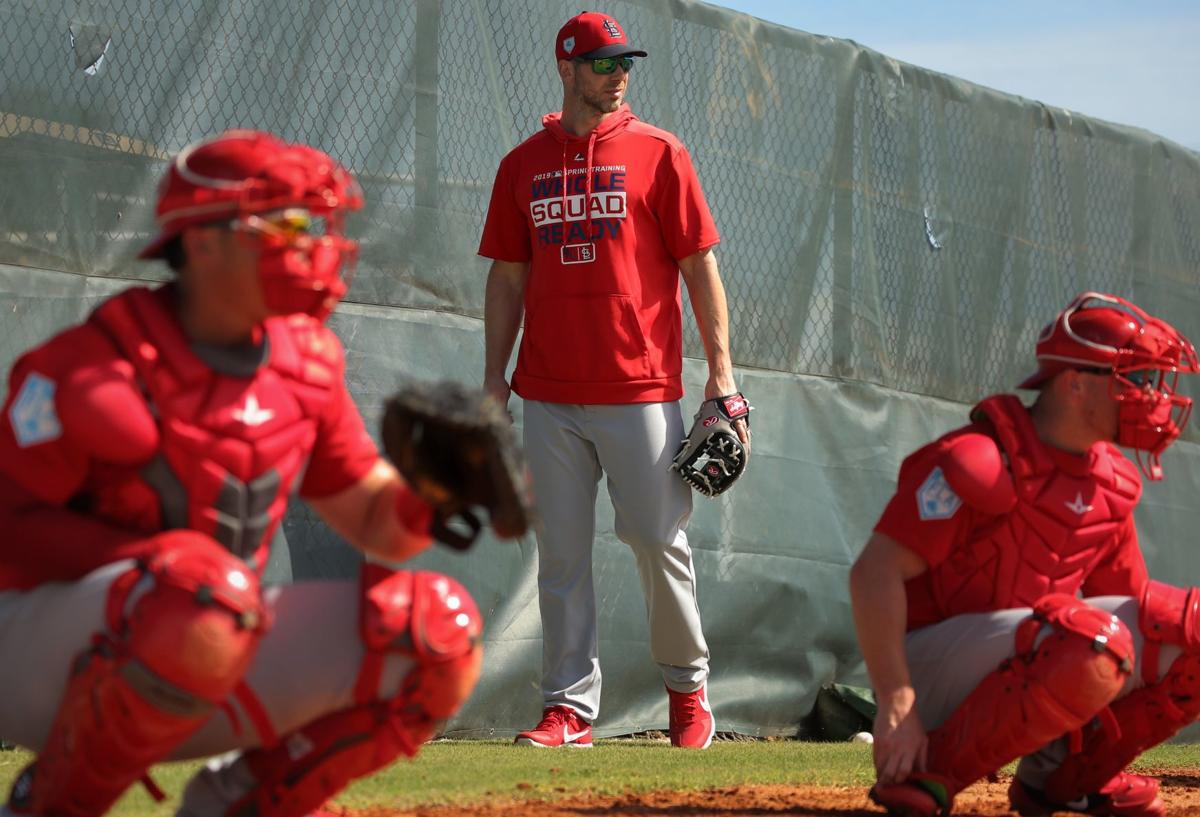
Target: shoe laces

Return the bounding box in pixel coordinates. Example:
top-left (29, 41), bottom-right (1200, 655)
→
top-left (538, 706), bottom-right (579, 731)
top-left (668, 688), bottom-right (703, 721)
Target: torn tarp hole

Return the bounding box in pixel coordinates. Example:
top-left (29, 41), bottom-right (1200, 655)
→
top-left (69, 23), bottom-right (112, 76)
top-left (923, 206), bottom-right (944, 251)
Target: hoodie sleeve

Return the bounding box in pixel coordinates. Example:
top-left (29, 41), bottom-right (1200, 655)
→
top-left (652, 143), bottom-right (720, 261)
top-left (478, 154), bottom-right (533, 262)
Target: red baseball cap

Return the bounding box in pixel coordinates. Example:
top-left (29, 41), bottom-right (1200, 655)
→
top-left (555, 12), bottom-right (647, 61)
top-left (138, 129), bottom-right (361, 259)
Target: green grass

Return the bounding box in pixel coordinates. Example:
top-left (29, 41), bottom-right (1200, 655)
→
top-left (0, 740), bottom-right (1194, 814)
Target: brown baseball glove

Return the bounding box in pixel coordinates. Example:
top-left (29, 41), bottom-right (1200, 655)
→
top-left (382, 380), bottom-right (535, 549)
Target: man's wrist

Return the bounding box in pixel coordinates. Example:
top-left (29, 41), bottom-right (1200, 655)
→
top-left (394, 487), bottom-right (434, 537)
top-left (707, 373), bottom-right (738, 396)
top-left (876, 684), bottom-right (918, 713)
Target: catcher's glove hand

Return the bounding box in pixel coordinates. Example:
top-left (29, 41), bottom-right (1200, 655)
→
top-left (382, 380), bottom-right (535, 549)
top-left (670, 392), bottom-right (751, 497)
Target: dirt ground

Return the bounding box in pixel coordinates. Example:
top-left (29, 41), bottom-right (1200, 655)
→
top-left (350, 770), bottom-right (1200, 816)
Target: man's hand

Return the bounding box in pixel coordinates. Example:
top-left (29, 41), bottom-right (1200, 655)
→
top-left (703, 373), bottom-right (749, 445)
top-left (872, 686), bottom-right (928, 785)
top-left (671, 392), bottom-right (751, 497)
top-left (849, 534), bottom-right (931, 786)
top-left (483, 374), bottom-right (513, 422)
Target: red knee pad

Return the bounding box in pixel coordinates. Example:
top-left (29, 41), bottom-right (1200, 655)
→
top-left (356, 564), bottom-right (483, 722)
top-left (32, 532), bottom-right (266, 815)
top-left (1021, 593), bottom-right (1136, 670)
top-left (1139, 580), bottom-right (1200, 646)
top-left (112, 531), bottom-right (268, 700)
top-left (1137, 581), bottom-right (1200, 710)
top-left (219, 566), bottom-right (482, 817)
top-left (923, 595), bottom-right (1132, 803)
top-left (1138, 580), bottom-right (1200, 684)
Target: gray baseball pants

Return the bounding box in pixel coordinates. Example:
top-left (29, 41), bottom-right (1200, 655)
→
top-left (522, 399), bottom-right (709, 722)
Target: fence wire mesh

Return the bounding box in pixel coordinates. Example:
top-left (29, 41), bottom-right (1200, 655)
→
top-left (3, 0), bottom-right (1200, 573)
top-left (4, 0), bottom-right (1200, 736)
top-left (3, 0), bottom-right (1198, 404)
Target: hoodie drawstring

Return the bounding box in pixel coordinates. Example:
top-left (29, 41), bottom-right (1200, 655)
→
top-left (583, 130), bottom-right (596, 244)
top-left (560, 132), bottom-right (597, 245)
top-left (549, 106), bottom-right (631, 246)
top-left (560, 141), bottom-right (570, 245)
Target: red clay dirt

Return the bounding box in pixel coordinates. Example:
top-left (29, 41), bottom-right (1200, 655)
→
top-left (344, 770), bottom-right (1200, 816)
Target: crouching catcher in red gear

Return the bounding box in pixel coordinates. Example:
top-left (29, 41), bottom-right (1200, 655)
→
top-left (849, 292), bottom-right (1200, 817)
top-left (0, 130), bottom-right (526, 815)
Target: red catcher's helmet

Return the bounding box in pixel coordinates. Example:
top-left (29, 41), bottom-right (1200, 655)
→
top-left (138, 129), bottom-right (362, 260)
top-left (1020, 291), bottom-right (1198, 479)
top-left (139, 130), bottom-right (363, 319)
top-left (1019, 292), bottom-right (1196, 389)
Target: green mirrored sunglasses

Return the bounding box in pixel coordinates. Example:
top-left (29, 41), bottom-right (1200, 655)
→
top-left (575, 56), bottom-right (635, 74)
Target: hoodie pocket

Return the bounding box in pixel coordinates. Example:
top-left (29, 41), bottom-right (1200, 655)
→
top-left (523, 294), bottom-right (651, 383)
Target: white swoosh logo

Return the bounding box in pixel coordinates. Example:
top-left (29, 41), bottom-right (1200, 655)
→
top-left (564, 727), bottom-right (589, 742)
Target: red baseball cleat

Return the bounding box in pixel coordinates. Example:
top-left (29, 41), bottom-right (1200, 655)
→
top-left (1009, 772), bottom-right (1164, 817)
top-left (667, 683), bottom-right (716, 749)
top-left (869, 778), bottom-right (951, 817)
top-left (514, 705), bottom-right (593, 748)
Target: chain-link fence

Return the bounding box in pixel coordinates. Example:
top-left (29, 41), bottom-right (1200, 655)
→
top-left (4, 0), bottom-right (1198, 395)
top-left (3, 0), bottom-right (1200, 736)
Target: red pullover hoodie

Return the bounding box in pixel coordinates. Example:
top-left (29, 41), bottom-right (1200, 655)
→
top-left (479, 105), bottom-right (720, 404)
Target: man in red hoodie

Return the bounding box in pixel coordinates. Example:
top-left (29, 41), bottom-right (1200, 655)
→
top-left (479, 11), bottom-right (747, 749)
top-left (851, 292), bottom-right (1200, 817)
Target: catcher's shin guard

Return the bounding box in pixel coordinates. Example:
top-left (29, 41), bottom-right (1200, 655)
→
top-left (875, 595), bottom-right (1133, 816)
top-left (220, 564), bottom-right (482, 816)
top-left (1042, 582), bottom-right (1200, 806)
top-left (31, 532), bottom-right (265, 816)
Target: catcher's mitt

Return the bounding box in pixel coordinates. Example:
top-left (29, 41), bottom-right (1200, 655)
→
top-left (670, 392), bottom-right (751, 498)
top-left (382, 381), bottom-right (535, 549)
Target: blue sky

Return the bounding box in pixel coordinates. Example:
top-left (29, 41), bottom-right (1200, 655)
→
top-left (707, 1), bottom-right (1200, 150)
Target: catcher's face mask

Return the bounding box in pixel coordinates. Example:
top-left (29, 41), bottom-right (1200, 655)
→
top-left (140, 129), bottom-right (363, 321)
top-left (1019, 291), bottom-right (1198, 479)
top-left (232, 208), bottom-right (360, 321)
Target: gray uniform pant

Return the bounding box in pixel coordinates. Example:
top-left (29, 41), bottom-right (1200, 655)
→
top-left (0, 561), bottom-right (414, 814)
top-left (523, 400), bottom-right (709, 722)
top-left (907, 596), bottom-right (1181, 789)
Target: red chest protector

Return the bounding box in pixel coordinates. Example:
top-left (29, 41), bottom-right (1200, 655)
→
top-left (924, 394), bottom-right (1141, 618)
top-left (88, 287), bottom-right (341, 570)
